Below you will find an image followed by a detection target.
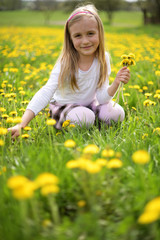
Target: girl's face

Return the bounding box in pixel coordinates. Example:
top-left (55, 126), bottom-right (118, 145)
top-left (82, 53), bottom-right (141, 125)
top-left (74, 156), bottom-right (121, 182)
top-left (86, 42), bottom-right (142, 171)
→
top-left (69, 15), bottom-right (99, 59)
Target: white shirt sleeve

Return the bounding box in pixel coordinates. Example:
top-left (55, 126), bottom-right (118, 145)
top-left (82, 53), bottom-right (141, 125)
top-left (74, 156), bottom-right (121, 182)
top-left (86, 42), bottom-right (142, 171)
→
top-left (26, 61), bottom-right (60, 115)
top-left (96, 52), bottom-right (113, 104)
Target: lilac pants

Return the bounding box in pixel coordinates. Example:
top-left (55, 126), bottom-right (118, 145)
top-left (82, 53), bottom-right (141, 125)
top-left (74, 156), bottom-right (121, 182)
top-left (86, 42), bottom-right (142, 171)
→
top-left (66, 101), bottom-right (125, 127)
top-left (49, 100), bottom-right (125, 129)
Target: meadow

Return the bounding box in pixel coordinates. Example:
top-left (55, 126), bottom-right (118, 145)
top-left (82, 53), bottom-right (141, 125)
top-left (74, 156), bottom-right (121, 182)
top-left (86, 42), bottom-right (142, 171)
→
top-left (0, 10), bottom-right (160, 240)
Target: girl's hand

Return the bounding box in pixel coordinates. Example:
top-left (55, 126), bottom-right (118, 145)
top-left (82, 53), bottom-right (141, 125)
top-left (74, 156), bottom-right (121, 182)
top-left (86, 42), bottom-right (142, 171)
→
top-left (8, 124), bottom-right (22, 139)
top-left (115, 66), bottom-right (130, 85)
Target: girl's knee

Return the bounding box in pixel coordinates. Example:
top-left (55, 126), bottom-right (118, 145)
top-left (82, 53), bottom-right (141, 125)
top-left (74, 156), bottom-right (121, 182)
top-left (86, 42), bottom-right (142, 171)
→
top-left (66, 106), bottom-right (95, 126)
top-left (99, 101), bottom-right (125, 123)
top-left (116, 105), bottom-right (125, 122)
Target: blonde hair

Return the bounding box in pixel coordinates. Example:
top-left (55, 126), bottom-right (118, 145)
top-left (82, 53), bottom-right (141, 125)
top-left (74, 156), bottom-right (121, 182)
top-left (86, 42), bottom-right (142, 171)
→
top-left (58, 4), bottom-right (107, 90)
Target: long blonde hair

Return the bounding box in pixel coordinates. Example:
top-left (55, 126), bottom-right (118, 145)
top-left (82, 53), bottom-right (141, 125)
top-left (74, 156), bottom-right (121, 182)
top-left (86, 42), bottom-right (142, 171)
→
top-left (58, 4), bottom-right (107, 90)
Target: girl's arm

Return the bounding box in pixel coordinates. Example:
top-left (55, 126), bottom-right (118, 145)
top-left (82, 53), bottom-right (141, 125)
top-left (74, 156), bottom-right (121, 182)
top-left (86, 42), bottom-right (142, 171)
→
top-left (108, 66), bottom-right (130, 97)
top-left (8, 109), bottom-right (35, 139)
top-left (96, 66), bottom-right (130, 104)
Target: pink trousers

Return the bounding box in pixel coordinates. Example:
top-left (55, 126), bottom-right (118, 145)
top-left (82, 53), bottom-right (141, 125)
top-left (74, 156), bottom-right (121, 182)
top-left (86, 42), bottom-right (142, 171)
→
top-left (49, 100), bottom-right (125, 129)
top-left (66, 101), bottom-right (125, 127)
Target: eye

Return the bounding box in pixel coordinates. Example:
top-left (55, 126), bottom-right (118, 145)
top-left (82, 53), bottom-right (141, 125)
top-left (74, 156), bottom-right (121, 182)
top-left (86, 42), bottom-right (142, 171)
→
top-left (88, 32), bottom-right (94, 36)
top-left (74, 34), bottom-right (81, 38)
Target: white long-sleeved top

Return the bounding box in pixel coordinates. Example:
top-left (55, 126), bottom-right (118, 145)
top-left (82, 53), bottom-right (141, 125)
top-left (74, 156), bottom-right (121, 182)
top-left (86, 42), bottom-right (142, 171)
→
top-left (27, 52), bottom-right (112, 116)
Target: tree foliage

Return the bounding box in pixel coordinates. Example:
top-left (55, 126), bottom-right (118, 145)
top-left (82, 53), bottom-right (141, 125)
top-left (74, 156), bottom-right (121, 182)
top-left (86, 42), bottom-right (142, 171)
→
top-left (89, 0), bottom-right (123, 24)
top-left (137, 0), bottom-right (160, 24)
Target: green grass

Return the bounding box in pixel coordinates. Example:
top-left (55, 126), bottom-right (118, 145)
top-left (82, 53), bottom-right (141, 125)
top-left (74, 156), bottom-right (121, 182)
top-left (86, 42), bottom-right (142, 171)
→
top-left (0, 10), bottom-right (160, 240)
top-left (0, 9), bottom-right (142, 27)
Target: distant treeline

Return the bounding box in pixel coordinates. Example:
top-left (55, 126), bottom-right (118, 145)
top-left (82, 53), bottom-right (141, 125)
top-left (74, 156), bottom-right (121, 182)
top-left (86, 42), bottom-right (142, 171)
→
top-left (0, 0), bottom-right (160, 24)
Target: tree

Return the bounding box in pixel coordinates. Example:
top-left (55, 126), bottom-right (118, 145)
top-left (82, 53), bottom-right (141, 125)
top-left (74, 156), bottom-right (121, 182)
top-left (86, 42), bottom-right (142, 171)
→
top-left (34, 0), bottom-right (59, 24)
top-left (91, 0), bottom-right (123, 24)
top-left (0, 0), bottom-right (22, 10)
top-left (137, 0), bottom-right (160, 24)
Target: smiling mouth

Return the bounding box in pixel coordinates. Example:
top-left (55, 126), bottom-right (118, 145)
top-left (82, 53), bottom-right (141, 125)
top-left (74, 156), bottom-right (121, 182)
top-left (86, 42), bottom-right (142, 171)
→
top-left (82, 46), bottom-right (92, 49)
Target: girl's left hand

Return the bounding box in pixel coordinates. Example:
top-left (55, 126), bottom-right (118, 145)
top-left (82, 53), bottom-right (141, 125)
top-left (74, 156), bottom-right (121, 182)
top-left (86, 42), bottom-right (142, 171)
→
top-left (115, 66), bottom-right (130, 85)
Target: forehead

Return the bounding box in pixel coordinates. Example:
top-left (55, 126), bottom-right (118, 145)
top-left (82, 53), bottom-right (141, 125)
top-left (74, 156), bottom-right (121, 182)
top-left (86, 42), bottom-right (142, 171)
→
top-left (69, 15), bottom-right (98, 34)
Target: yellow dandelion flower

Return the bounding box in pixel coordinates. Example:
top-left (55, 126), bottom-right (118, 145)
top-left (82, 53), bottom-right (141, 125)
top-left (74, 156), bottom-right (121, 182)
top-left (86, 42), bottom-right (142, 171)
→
top-left (77, 158), bottom-right (90, 169)
top-left (154, 93), bottom-right (160, 99)
top-left (64, 139), bottom-right (76, 148)
top-left (115, 152), bottom-right (122, 158)
top-left (148, 81), bottom-right (153, 85)
top-left (12, 181), bottom-right (36, 200)
top-left (46, 119), bottom-right (56, 126)
top-left (132, 107), bottom-right (137, 111)
top-left (7, 175), bottom-right (29, 189)
top-left (2, 114), bottom-right (9, 119)
top-left (85, 162), bottom-right (101, 174)
top-left (120, 59), bottom-right (130, 67)
top-left (21, 134), bottom-right (30, 139)
top-left (6, 117), bottom-right (14, 123)
top-left (132, 150), bottom-right (150, 164)
top-left (124, 93), bottom-right (130, 97)
top-left (23, 126), bottom-right (32, 131)
top-left (62, 120), bottom-right (70, 128)
top-left (56, 131), bottom-right (62, 136)
top-left (19, 90), bottom-right (26, 96)
top-left (77, 200), bottom-right (86, 207)
top-left (138, 211), bottom-right (159, 224)
top-left (66, 160), bottom-right (80, 169)
top-left (13, 117), bottom-right (22, 124)
top-left (101, 149), bottom-right (115, 158)
top-left (107, 159), bottom-right (123, 169)
top-left (42, 219), bottom-right (52, 227)
top-left (142, 86), bottom-right (148, 91)
top-left (41, 184), bottom-right (59, 196)
top-left (19, 108), bottom-right (25, 112)
top-left (145, 197), bottom-right (160, 212)
top-left (2, 166), bottom-right (7, 172)
top-left (0, 127), bottom-right (8, 135)
top-left (155, 71), bottom-right (160, 76)
top-left (0, 139), bottom-right (5, 146)
top-left (121, 54), bottom-right (128, 59)
top-left (129, 59), bottom-right (136, 66)
top-left (18, 87), bottom-right (23, 91)
top-left (133, 85), bottom-right (140, 90)
top-left (9, 111), bottom-right (17, 116)
top-left (0, 107), bottom-right (6, 112)
top-left (145, 93), bottom-right (152, 98)
top-left (35, 172), bottom-right (59, 188)
top-left (69, 124), bottom-right (75, 128)
top-left (83, 144), bottom-right (99, 155)
top-left (153, 127), bottom-right (160, 135)
top-left (143, 100), bottom-right (156, 106)
top-left (96, 158), bottom-right (107, 166)
top-left (128, 53), bottom-right (135, 59)
top-left (21, 100), bottom-right (29, 105)
top-left (142, 133), bottom-right (148, 139)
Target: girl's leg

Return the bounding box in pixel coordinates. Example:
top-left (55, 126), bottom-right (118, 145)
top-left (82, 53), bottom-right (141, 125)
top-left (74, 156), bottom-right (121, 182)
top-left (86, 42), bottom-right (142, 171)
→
top-left (66, 106), bottom-right (95, 127)
top-left (98, 101), bottom-right (125, 124)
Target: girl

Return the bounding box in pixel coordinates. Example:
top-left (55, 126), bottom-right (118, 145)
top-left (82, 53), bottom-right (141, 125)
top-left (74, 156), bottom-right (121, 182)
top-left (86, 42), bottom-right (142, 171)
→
top-left (8, 4), bottom-right (130, 138)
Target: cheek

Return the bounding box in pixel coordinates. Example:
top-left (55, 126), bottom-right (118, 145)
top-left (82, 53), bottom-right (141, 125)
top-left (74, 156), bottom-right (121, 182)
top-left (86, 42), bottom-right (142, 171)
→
top-left (72, 39), bottom-right (80, 48)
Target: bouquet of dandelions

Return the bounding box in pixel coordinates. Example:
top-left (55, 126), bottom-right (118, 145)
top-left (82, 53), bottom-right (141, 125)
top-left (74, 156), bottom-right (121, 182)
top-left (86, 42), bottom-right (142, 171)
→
top-left (113, 53), bottom-right (136, 107)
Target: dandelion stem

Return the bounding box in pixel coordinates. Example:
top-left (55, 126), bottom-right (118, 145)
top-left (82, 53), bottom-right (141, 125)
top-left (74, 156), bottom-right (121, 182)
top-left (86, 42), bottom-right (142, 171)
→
top-left (48, 195), bottom-right (60, 225)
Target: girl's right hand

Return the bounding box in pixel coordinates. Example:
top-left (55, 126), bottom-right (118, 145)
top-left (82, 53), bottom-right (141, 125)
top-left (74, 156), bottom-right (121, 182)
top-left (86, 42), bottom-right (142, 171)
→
top-left (8, 124), bottom-right (22, 139)
top-left (115, 66), bottom-right (130, 85)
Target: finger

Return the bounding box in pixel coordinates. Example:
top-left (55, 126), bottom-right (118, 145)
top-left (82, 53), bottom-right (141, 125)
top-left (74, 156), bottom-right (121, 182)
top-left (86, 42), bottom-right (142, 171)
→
top-left (12, 132), bottom-right (19, 139)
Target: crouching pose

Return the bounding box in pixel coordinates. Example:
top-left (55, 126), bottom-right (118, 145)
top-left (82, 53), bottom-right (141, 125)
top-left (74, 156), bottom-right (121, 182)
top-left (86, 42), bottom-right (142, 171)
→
top-left (8, 4), bottom-right (130, 138)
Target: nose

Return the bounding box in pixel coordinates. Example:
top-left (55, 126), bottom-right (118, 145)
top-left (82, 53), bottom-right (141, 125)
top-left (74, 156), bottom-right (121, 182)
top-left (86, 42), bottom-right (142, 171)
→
top-left (82, 36), bottom-right (89, 45)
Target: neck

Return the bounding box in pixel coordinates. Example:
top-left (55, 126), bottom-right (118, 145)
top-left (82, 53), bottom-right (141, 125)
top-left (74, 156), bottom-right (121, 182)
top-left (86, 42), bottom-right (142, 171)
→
top-left (78, 54), bottom-right (95, 71)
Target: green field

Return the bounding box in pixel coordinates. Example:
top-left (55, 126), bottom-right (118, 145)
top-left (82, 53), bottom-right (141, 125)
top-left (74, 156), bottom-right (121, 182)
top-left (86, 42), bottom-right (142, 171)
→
top-left (0, 10), bottom-right (142, 27)
top-left (0, 10), bottom-right (160, 240)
